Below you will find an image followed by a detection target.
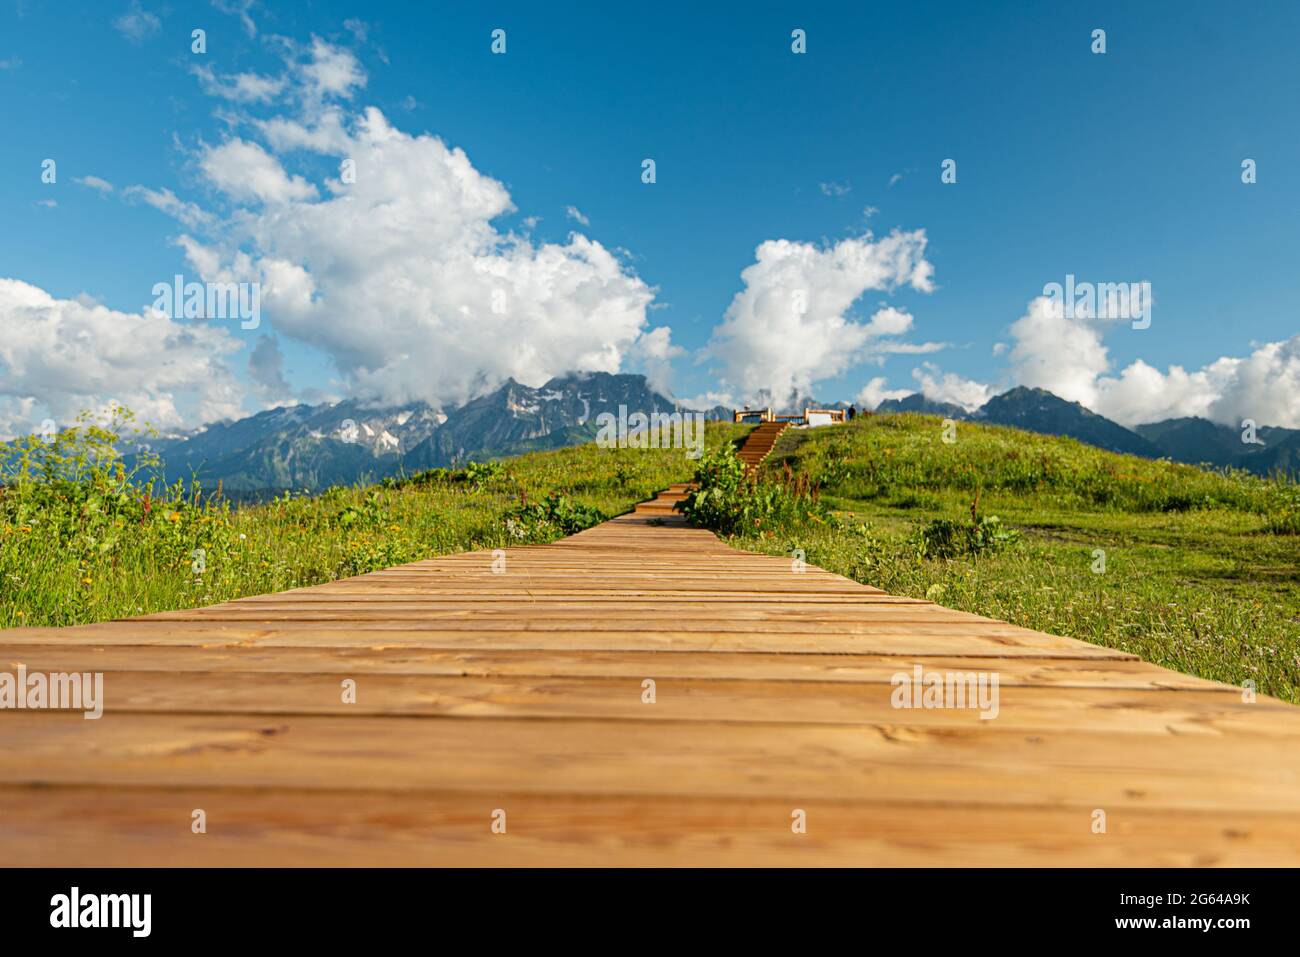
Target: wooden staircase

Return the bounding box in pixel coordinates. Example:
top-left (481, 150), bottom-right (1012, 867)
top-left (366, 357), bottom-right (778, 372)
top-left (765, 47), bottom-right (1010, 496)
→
top-left (631, 422), bottom-right (790, 522)
top-left (631, 481), bottom-right (696, 521)
top-left (737, 421), bottom-right (790, 474)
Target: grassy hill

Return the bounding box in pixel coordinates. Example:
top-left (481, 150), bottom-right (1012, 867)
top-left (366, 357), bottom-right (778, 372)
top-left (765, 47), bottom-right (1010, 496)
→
top-left (693, 413), bottom-right (1300, 702)
top-left (0, 419), bottom-right (747, 629)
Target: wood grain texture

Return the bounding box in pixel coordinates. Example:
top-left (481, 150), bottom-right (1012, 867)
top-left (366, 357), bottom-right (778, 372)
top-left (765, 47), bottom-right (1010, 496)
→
top-left (1, 456), bottom-right (1296, 866)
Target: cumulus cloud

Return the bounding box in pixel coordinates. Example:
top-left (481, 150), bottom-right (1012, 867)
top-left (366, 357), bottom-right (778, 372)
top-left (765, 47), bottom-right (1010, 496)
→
top-left (1006, 295), bottom-right (1113, 407)
top-left (912, 294), bottom-right (1300, 427)
top-left (857, 376), bottom-right (910, 409)
top-left (0, 278), bottom-right (243, 437)
top-left (199, 139), bottom-right (319, 204)
top-left (911, 362), bottom-right (994, 410)
top-left (705, 231), bottom-right (936, 405)
top-left (1091, 338), bottom-right (1300, 427)
top-left (297, 36), bottom-right (366, 101)
top-left (133, 40), bottom-right (665, 412)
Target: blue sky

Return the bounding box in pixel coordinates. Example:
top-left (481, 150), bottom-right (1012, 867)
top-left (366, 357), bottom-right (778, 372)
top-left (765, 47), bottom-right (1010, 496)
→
top-left (2, 0), bottom-right (1299, 433)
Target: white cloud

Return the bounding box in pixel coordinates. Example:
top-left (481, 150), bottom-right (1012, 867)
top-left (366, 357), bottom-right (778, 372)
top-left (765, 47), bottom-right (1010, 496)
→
top-left (123, 185), bottom-right (213, 229)
top-left (911, 362), bottom-right (994, 410)
top-left (1091, 340), bottom-right (1300, 428)
top-left (1007, 295), bottom-right (1112, 407)
top-left (75, 175), bottom-right (114, 194)
top-left (298, 36), bottom-right (366, 101)
top-left (857, 376), bottom-right (909, 409)
top-left (113, 1), bottom-right (160, 43)
top-left (913, 294), bottom-right (1300, 427)
top-left (0, 278), bottom-right (243, 437)
top-left (35, 199), bottom-right (57, 209)
top-left (819, 181), bottom-right (850, 197)
top-left (192, 64), bottom-right (285, 103)
top-left (171, 96), bottom-right (661, 411)
top-left (626, 325), bottom-right (684, 397)
top-left (200, 139), bottom-right (319, 204)
top-left (705, 231), bottom-right (935, 406)
top-left (565, 205), bottom-right (590, 226)
top-left (0, 57), bottom-right (22, 70)
top-left (680, 390), bottom-right (735, 411)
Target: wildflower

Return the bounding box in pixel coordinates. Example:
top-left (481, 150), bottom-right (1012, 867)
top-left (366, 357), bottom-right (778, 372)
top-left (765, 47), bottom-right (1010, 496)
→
top-left (82, 577), bottom-right (92, 585)
top-left (167, 512), bottom-right (180, 523)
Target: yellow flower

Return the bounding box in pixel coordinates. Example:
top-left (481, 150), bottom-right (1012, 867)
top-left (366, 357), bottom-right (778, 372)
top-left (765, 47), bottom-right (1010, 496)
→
top-left (167, 512), bottom-right (181, 522)
top-left (82, 577), bottom-right (92, 585)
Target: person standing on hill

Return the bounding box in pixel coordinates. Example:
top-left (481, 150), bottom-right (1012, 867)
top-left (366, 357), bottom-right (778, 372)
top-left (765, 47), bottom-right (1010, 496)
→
top-left (846, 405), bottom-right (857, 422)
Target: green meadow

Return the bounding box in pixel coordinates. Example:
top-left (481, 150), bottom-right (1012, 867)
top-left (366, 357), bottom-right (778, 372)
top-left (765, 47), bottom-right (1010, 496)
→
top-left (684, 414), bottom-right (1300, 703)
top-left (0, 412), bottom-right (745, 629)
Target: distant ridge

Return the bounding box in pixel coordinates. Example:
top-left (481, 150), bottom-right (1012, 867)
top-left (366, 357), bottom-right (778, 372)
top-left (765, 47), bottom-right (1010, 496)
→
top-left (974, 387), bottom-right (1161, 458)
top-left (868, 389), bottom-right (1297, 476)
top-left (137, 374), bottom-right (1298, 492)
top-left (874, 393), bottom-right (968, 418)
top-left (148, 372), bottom-right (727, 493)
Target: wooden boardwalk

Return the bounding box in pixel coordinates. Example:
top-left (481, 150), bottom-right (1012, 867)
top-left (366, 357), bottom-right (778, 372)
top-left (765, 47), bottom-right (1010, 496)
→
top-left (2, 485), bottom-right (1299, 866)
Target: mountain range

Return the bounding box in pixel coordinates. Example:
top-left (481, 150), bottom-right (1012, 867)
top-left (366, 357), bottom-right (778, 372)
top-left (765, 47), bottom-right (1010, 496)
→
top-left (147, 373), bottom-right (728, 496)
top-left (875, 387), bottom-right (1299, 475)
top-left (143, 376), bottom-right (1298, 494)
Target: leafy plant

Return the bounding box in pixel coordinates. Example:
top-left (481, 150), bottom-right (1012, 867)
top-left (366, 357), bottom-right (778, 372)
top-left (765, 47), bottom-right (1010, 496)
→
top-left (503, 492), bottom-right (606, 540)
top-left (1263, 488), bottom-right (1300, 534)
top-left (677, 443), bottom-right (827, 536)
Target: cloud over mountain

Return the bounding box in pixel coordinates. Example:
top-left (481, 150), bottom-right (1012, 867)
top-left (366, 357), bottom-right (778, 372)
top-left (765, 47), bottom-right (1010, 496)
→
top-left (0, 278), bottom-right (243, 438)
top-left (147, 38), bottom-right (666, 412)
top-left (706, 230), bottom-right (937, 406)
top-left (900, 294), bottom-right (1300, 427)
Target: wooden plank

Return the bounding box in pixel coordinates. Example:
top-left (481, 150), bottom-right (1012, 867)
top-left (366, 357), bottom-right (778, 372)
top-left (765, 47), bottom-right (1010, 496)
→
top-left (3, 712), bottom-right (1298, 812)
top-left (3, 669), bottom-right (1288, 733)
top-left (3, 786), bottom-right (1295, 867)
top-left (0, 622), bottom-right (1127, 657)
top-left (0, 645), bottom-right (1197, 686)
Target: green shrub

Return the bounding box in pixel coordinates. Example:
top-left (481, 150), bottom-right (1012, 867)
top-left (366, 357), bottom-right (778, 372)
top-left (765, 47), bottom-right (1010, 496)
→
top-left (503, 492), bottom-right (606, 540)
top-left (1264, 489), bottom-right (1300, 534)
top-left (678, 443), bottom-right (828, 537)
top-left (912, 513), bottom-right (1020, 559)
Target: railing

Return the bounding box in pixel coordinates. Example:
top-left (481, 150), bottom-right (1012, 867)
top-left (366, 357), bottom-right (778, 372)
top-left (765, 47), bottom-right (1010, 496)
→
top-left (734, 408), bottom-right (846, 425)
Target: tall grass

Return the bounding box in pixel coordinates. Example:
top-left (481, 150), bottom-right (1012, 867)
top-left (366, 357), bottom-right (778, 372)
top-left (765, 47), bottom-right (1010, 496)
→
top-left (0, 411), bottom-right (746, 628)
